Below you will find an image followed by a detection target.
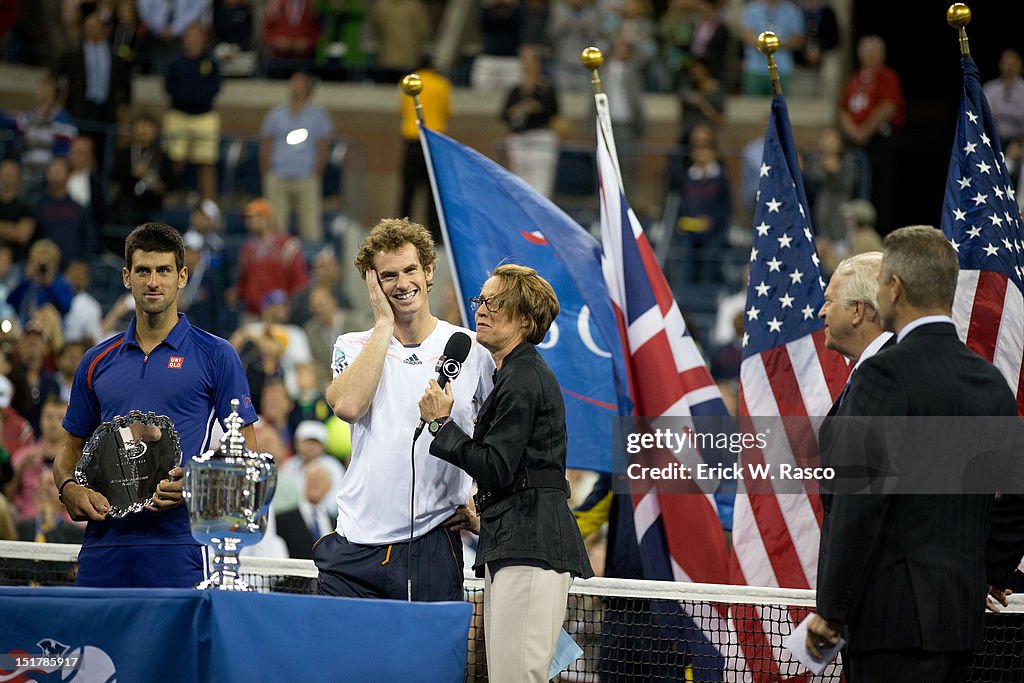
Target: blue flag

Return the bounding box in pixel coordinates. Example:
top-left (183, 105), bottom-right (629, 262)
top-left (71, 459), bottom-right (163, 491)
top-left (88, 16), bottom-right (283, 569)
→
top-left (421, 127), bottom-right (630, 472)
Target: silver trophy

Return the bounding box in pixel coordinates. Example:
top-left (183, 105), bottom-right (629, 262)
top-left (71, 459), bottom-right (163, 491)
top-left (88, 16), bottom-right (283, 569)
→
top-left (184, 399), bottom-right (276, 591)
top-left (75, 412), bottom-right (181, 518)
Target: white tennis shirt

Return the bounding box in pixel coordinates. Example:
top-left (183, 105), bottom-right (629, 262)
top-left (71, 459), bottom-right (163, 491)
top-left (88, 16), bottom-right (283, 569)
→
top-left (330, 319), bottom-right (494, 544)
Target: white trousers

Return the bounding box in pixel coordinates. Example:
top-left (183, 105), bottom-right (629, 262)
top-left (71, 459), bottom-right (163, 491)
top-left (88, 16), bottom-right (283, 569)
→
top-left (506, 129), bottom-right (560, 199)
top-left (484, 563), bottom-right (571, 683)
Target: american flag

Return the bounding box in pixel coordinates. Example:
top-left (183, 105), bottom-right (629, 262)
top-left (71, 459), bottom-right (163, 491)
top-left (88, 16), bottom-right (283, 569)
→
top-left (940, 57), bottom-right (1024, 415)
top-left (595, 92), bottom-right (733, 673)
top-left (729, 95), bottom-right (850, 680)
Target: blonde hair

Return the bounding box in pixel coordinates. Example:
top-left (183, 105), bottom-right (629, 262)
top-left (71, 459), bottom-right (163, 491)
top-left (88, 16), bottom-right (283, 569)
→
top-left (28, 239), bottom-right (61, 266)
top-left (490, 264), bottom-right (559, 344)
top-left (31, 305), bottom-right (64, 352)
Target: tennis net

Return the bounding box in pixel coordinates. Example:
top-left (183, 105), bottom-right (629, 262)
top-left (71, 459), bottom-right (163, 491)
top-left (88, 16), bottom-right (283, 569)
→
top-left (1, 540), bottom-right (1022, 681)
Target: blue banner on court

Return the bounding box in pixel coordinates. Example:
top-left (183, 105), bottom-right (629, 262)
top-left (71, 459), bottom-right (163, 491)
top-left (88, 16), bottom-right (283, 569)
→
top-left (0, 587), bottom-right (203, 682)
top-left (0, 587), bottom-right (472, 682)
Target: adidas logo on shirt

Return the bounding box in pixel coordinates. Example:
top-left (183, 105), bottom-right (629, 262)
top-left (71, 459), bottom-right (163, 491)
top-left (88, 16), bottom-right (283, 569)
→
top-left (403, 354), bottom-right (422, 365)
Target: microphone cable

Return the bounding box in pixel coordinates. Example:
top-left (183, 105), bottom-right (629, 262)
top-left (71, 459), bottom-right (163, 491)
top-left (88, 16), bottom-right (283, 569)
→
top-left (408, 427), bottom-right (423, 601)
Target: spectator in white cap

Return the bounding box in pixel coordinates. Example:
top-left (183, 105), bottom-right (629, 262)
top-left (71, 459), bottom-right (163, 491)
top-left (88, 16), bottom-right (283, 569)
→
top-left (188, 197), bottom-right (224, 256)
top-left (274, 419), bottom-right (345, 516)
top-left (178, 229), bottom-right (223, 333)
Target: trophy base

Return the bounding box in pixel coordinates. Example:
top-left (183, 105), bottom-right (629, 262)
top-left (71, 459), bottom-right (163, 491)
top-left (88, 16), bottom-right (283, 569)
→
top-left (196, 573), bottom-right (255, 591)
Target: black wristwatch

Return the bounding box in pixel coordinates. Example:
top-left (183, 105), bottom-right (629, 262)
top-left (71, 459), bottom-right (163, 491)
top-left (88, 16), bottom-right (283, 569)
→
top-left (428, 416), bottom-right (451, 436)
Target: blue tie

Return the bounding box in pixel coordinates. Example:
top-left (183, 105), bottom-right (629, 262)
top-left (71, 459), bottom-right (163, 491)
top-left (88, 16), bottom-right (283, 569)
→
top-left (836, 366), bottom-right (857, 408)
top-left (310, 512), bottom-right (321, 539)
top-left (836, 381), bottom-right (852, 408)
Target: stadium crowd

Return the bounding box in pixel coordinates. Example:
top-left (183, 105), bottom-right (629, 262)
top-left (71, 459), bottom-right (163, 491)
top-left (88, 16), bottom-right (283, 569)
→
top-left (0, 3), bottom-right (1023, 681)
top-left (0, 0), bottom-right (1021, 574)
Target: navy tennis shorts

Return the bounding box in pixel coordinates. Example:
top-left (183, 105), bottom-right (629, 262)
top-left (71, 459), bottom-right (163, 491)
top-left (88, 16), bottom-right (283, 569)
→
top-left (76, 545), bottom-right (205, 588)
top-left (314, 524), bottom-right (464, 601)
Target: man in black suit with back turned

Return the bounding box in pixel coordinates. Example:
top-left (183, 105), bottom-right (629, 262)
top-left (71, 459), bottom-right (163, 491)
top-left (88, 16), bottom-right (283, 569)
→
top-left (806, 225), bottom-right (1018, 682)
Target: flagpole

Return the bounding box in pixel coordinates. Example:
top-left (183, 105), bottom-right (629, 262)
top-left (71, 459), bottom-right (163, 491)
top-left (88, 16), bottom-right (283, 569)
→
top-left (581, 46), bottom-right (604, 95)
top-left (946, 3), bottom-right (971, 57)
top-left (756, 31), bottom-right (783, 96)
top-left (582, 46), bottom-right (625, 191)
top-left (400, 73), bottom-right (425, 125)
top-left (400, 72), bottom-right (471, 327)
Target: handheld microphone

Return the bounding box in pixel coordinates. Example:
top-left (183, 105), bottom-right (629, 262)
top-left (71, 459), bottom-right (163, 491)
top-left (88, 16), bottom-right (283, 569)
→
top-left (414, 332), bottom-right (472, 439)
top-left (408, 331), bottom-right (473, 601)
top-left (435, 332), bottom-right (471, 389)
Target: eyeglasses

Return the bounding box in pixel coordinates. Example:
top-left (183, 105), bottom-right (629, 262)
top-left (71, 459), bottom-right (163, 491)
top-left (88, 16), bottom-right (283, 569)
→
top-left (470, 296), bottom-right (502, 313)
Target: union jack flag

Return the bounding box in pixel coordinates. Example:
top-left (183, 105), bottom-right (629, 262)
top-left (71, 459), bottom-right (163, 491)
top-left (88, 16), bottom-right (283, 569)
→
top-left (729, 94), bottom-right (850, 680)
top-left (941, 57), bottom-right (1024, 415)
top-left (595, 91), bottom-right (733, 674)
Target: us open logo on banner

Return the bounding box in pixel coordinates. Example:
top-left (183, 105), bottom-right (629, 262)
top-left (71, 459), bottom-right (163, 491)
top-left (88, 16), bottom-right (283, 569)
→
top-left (1, 637), bottom-right (117, 682)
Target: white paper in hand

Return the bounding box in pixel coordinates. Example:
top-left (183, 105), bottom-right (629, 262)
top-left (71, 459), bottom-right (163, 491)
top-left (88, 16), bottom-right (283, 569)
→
top-left (548, 628), bottom-right (584, 679)
top-left (782, 614), bottom-right (845, 675)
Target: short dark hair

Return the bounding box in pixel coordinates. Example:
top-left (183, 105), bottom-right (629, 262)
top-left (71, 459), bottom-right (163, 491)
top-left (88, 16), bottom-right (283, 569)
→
top-left (125, 223), bottom-right (185, 271)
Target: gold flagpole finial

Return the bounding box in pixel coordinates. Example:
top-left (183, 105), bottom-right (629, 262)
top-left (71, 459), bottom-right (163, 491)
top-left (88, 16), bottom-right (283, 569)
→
top-left (400, 73), bottom-right (425, 125)
top-left (947, 4), bottom-right (971, 57)
top-left (581, 47), bottom-right (604, 95)
top-left (757, 31), bottom-right (783, 95)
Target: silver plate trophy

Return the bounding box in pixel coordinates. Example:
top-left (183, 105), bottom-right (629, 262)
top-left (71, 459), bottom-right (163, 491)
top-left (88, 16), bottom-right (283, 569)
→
top-left (184, 399), bottom-right (276, 591)
top-left (75, 412), bottom-right (182, 518)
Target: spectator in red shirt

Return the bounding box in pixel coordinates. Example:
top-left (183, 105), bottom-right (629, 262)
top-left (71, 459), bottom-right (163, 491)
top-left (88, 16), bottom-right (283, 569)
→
top-left (230, 198), bottom-right (308, 318)
top-left (262, 0), bottom-right (321, 73)
top-left (838, 35), bottom-right (904, 233)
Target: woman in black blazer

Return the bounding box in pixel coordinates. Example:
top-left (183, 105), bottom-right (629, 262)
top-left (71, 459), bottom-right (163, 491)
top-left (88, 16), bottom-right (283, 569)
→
top-left (419, 263), bottom-right (592, 682)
